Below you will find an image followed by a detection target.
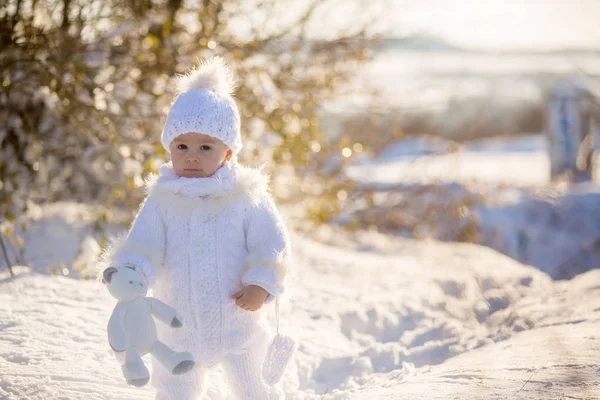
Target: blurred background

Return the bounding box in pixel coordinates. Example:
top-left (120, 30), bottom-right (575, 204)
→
top-left (2, 1), bottom-right (600, 398)
top-left (1, 0), bottom-right (599, 280)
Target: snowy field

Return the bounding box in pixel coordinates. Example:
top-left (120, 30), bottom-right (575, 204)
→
top-left (347, 134), bottom-right (552, 187)
top-left (1, 134), bottom-right (600, 399)
top-left (347, 134), bottom-right (600, 279)
top-left (1, 232), bottom-right (599, 399)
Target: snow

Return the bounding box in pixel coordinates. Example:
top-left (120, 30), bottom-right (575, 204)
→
top-left (338, 321), bottom-right (600, 399)
top-left (349, 151), bottom-right (550, 187)
top-left (475, 184), bottom-right (600, 279)
top-left (1, 216), bottom-right (599, 399)
top-left (347, 133), bottom-right (600, 278)
top-left (1, 134), bottom-right (600, 399)
top-left (353, 47), bottom-right (600, 114)
top-left (347, 134), bottom-right (551, 187)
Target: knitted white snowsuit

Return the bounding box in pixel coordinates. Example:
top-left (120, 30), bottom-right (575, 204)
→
top-left (106, 161), bottom-right (291, 400)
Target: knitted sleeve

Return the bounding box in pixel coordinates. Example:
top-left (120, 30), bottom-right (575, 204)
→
top-left (241, 192), bottom-right (292, 304)
top-left (101, 194), bottom-right (166, 288)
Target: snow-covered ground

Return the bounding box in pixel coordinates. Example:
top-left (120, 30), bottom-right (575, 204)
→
top-left (347, 133), bottom-right (600, 279)
top-left (1, 227), bottom-right (599, 399)
top-left (1, 134), bottom-right (599, 399)
top-left (347, 134), bottom-right (552, 187)
top-left (1, 205), bottom-right (600, 399)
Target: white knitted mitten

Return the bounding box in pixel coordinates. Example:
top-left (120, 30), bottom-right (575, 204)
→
top-left (262, 299), bottom-right (297, 385)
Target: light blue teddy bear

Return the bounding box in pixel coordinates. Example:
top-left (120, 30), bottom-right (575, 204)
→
top-left (102, 265), bottom-right (195, 387)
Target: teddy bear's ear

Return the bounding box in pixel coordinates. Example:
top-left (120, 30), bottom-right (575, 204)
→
top-left (103, 267), bottom-right (118, 284)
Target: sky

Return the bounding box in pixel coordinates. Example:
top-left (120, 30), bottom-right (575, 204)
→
top-left (389, 0), bottom-right (600, 51)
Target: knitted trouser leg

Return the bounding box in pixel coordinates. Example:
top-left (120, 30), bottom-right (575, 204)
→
top-left (221, 341), bottom-right (273, 400)
top-left (152, 363), bottom-right (208, 400)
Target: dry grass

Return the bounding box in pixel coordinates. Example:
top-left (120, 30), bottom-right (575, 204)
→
top-left (332, 99), bottom-right (544, 154)
top-left (350, 183), bottom-right (485, 243)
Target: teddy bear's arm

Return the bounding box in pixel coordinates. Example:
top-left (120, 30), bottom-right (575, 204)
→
top-left (107, 303), bottom-right (129, 351)
top-left (146, 298), bottom-right (183, 328)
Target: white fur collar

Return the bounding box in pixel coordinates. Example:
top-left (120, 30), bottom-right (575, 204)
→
top-left (144, 161), bottom-right (270, 206)
top-left (154, 161), bottom-right (237, 198)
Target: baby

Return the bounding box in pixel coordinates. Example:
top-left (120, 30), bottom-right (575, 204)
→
top-left (103, 57), bottom-right (291, 399)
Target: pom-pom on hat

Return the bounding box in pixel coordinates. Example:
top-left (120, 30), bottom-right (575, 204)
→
top-left (161, 56), bottom-right (242, 154)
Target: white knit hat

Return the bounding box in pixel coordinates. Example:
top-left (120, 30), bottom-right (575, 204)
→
top-left (161, 56), bottom-right (242, 154)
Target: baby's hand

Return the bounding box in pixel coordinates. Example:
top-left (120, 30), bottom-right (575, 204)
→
top-left (231, 285), bottom-right (270, 311)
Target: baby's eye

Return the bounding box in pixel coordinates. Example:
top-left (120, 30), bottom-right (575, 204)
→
top-left (200, 145), bottom-right (212, 151)
top-left (177, 144), bottom-right (188, 150)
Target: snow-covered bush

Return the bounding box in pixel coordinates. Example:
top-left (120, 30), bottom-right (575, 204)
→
top-left (0, 0), bottom-right (378, 263)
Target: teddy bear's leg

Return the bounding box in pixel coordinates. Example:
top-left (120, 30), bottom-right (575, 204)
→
top-left (122, 347), bottom-right (150, 387)
top-left (150, 339), bottom-right (195, 375)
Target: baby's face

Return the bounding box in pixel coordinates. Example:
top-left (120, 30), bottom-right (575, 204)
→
top-left (170, 132), bottom-right (232, 178)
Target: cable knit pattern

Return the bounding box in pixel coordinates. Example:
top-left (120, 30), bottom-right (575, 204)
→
top-left (161, 57), bottom-right (242, 154)
top-left (162, 89), bottom-right (242, 154)
top-left (102, 161), bottom-right (290, 399)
